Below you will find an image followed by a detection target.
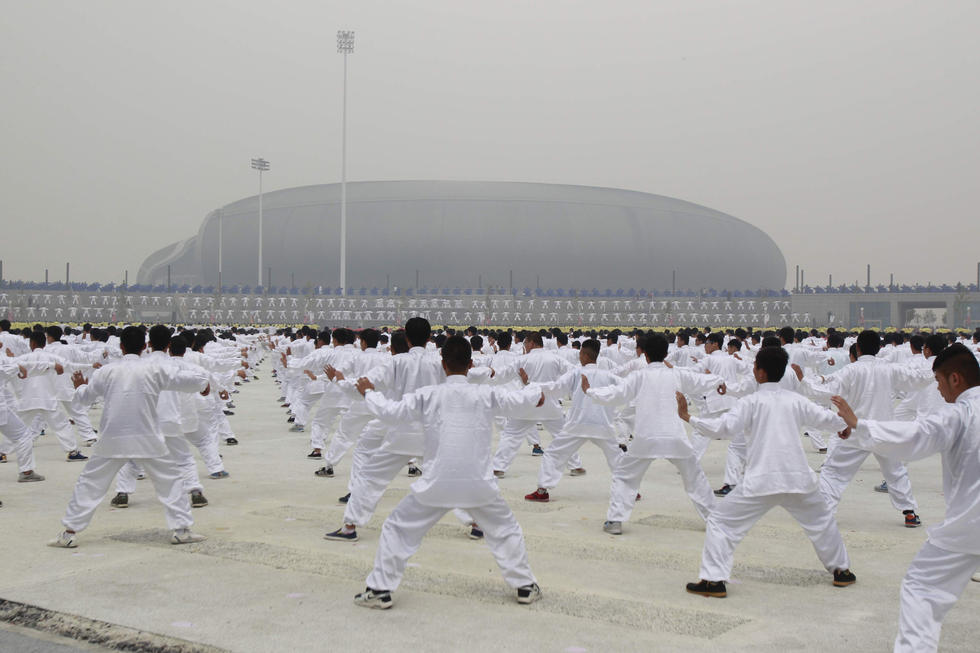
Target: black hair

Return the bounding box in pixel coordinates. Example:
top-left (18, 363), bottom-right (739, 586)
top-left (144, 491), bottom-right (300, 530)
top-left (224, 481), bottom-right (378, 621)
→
top-left (148, 324), bottom-right (172, 351)
top-left (333, 328), bottom-right (356, 346)
top-left (643, 334), bottom-right (669, 362)
top-left (580, 339), bottom-right (600, 361)
top-left (169, 334), bottom-right (188, 356)
top-left (555, 332), bottom-right (568, 346)
top-left (707, 332), bottom-right (725, 349)
top-left (390, 331), bottom-right (410, 355)
top-left (404, 317), bottom-right (431, 348)
top-left (29, 331), bottom-right (46, 349)
top-left (496, 332), bottom-right (512, 350)
top-left (45, 325), bottom-right (63, 341)
top-left (857, 330), bottom-right (881, 357)
top-left (0, 319), bottom-right (10, 332)
top-left (727, 339), bottom-right (742, 351)
top-left (360, 328), bottom-right (380, 349)
top-left (470, 335), bottom-right (483, 351)
top-left (849, 343), bottom-right (859, 360)
top-left (755, 346), bottom-right (788, 382)
top-left (441, 335), bottom-right (472, 373)
top-left (932, 343), bottom-right (980, 387)
top-left (525, 332), bottom-right (543, 348)
top-left (761, 335), bottom-right (781, 348)
top-left (909, 335), bottom-right (925, 353)
top-left (120, 326), bottom-right (146, 355)
top-left (778, 326), bottom-right (795, 344)
top-left (924, 334), bottom-right (947, 357)
top-left (827, 333), bottom-right (845, 348)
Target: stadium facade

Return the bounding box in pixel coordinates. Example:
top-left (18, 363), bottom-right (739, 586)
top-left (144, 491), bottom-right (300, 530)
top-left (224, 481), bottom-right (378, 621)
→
top-left (137, 181), bottom-right (786, 293)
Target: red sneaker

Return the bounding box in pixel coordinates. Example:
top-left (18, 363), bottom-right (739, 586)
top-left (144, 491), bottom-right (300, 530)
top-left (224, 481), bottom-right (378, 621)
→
top-left (524, 489), bottom-right (550, 502)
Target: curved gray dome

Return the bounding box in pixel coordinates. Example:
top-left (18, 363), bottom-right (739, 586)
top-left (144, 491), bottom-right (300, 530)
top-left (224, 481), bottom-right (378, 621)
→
top-left (138, 180), bottom-right (786, 292)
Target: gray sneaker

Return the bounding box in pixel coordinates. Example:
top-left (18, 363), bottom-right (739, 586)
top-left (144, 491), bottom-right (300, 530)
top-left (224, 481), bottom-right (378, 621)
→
top-left (47, 531), bottom-right (77, 548)
top-left (171, 529), bottom-right (207, 545)
top-left (18, 471), bottom-right (45, 483)
top-left (603, 520), bottom-right (623, 535)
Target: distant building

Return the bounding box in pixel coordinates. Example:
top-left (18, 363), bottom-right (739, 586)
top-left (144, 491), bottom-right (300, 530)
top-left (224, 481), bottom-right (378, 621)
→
top-left (137, 180), bottom-right (786, 292)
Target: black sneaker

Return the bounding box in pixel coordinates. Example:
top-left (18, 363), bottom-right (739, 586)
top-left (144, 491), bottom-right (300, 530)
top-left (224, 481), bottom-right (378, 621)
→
top-left (314, 466), bottom-right (334, 478)
top-left (67, 450), bottom-right (88, 462)
top-left (338, 492), bottom-right (351, 504)
top-left (517, 583), bottom-right (542, 604)
top-left (190, 491), bottom-right (208, 508)
top-left (407, 465), bottom-right (421, 477)
top-left (714, 484), bottom-right (733, 497)
top-left (903, 510), bottom-right (921, 528)
top-left (686, 579), bottom-right (727, 598)
top-left (324, 527), bottom-right (358, 542)
top-left (468, 526), bottom-right (484, 540)
top-left (225, 437), bottom-right (239, 446)
top-left (287, 416), bottom-right (296, 423)
top-left (307, 450), bottom-right (322, 459)
top-left (223, 410), bottom-right (234, 416)
top-left (833, 569), bottom-right (857, 587)
top-left (110, 492), bottom-right (129, 508)
top-left (531, 444), bottom-right (544, 456)
top-left (354, 587), bottom-right (392, 609)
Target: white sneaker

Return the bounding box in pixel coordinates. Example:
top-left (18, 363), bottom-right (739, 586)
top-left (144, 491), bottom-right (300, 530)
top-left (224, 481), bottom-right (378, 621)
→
top-left (47, 531), bottom-right (77, 548)
top-left (972, 572), bottom-right (980, 583)
top-left (603, 520), bottom-right (623, 535)
top-left (171, 529), bottom-right (207, 545)
top-left (354, 588), bottom-right (393, 609)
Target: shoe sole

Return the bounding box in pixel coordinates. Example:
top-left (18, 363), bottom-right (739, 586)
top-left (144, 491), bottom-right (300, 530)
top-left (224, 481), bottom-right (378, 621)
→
top-left (686, 589), bottom-right (726, 598)
top-left (833, 579), bottom-right (856, 587)
top-left (517, 592), bottom-right (541, 604)
top-left (354, 599), bottom-right (392, 610)
top-left (905, 523), bottom-right (920, 528)
top-left (324, 534), bottom-right (358, 542)
top-left (111, 504), bottom-right (129, 509)
top-left (525, 497), bottom-right (549, 502)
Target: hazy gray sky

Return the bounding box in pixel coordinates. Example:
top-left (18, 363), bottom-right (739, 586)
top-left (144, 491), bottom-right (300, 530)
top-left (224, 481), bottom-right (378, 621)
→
top-left (2, 0), bottom-right (977, 289)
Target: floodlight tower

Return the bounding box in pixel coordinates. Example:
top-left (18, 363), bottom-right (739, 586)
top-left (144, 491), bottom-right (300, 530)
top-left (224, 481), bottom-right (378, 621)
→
top-left (337, 29), bottom-right (354, 296)
top-left (251, 157), bottom-right (270, 288)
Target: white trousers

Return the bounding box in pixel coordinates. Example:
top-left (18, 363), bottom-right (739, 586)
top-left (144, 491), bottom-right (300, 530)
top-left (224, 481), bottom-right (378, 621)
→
top-left (537, 434), bottom-right (622, 489)
top-left (723, 437), bottom-right (747, 487)
top-left (19, 408), bottom-right (77, 452)
top-left (347, 419), bottom-right (388, 494)
top-left (184, 421), bottom-right (225, 475)
top-left (894, 541), bottom-right (980, 653)
top-left (323, 410), bottom-right (372, 467)
top-left (344, 450), bottom-right (415, 527)
top-left (492, 418), bottom-right (581, 473)
top-left (819, 444), bottom-right (917, 512)
top-left (310, 404), bottom-right (343, 450)
top-left (608, 454), bottom-right (714, 523)
top-left (61, 399), bottom-right (96, 440)
top-left (116, 437), bottom-right (201, 495)
top-left (699, 487), bottom-right (850, 581)
top-left (0, 410), bottom-right (36, 473)
top-left (62, 455), bottom-right (192, 532)
top-left (365, 492), bottom-right (536, 592)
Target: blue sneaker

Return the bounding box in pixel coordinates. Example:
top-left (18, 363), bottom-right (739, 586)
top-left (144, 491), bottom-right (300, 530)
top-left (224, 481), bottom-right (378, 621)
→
top-left (209, 471), bottom-right (230, 479)
top-left (66, 451), bottom-right (88, 462)
top-left (874, 481), bottom-right (888, 493)
top-left (531, 445), bottom-right (544, 456)
top-left (324, 527), bottom-right (358, 542)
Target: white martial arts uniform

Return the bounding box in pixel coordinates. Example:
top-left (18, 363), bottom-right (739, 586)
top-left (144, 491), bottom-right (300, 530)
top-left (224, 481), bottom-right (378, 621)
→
top-left (689, 384), bottom-right (851, 582)
top-left (588, 361), bottom-right (723, 523)
top-left (361, 376), bottom-right (540, 592)
top-left (847, 385), bottom-right (980, 653)
top-left (805, 355), bottom-right (932, 514)
top-left (61, 354), bottom-right (208, 533)
top-left (0, 360), bottom-right (54, 474)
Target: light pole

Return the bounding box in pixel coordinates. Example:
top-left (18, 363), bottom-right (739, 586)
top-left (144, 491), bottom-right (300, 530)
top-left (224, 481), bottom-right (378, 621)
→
top-left (337, 29), bottom-right (354, 296)
top-left (216, 208), bottom-right (223, 292)
top-left (251, 157), bottom-right (270, 288)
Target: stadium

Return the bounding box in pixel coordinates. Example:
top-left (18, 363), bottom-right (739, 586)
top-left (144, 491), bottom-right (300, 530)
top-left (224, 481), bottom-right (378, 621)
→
top-left (137, 181), bottom-right (787, 294)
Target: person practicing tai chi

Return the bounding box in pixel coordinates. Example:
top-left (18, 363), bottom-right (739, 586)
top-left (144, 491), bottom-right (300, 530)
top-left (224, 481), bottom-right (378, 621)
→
top-left (833, 343), bottom-right (980, 653)
top-left (678, 346), bottom-right (856, 598)
top-left (48, 326), bottom-right (212, 548)
top-left (351, 335), bottom-right (544, 609)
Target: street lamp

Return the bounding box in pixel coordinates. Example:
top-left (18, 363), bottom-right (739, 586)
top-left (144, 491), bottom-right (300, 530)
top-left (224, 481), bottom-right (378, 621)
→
top-left (216, 208), bottom-right (223, 292)
top-left (251, 157), bottom-right (270, 289)
top-left (337, 29), bottom-right (354, 296)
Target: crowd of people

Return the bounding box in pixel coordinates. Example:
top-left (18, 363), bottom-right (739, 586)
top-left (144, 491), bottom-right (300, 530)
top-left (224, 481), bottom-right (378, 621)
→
top-left (1, 317), bottom-right (978, 652)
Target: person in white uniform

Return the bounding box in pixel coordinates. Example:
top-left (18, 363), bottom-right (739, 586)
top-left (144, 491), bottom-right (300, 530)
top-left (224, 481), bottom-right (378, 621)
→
top-left (833, 343), bottom-right (980, 653)
top-left (351, 335), bottom-right (543, 609)
top-left (679, 346), bottom-right (856, 598)
top-left (48, 326), bottom-right (211, 548)
top-left (584, 334), bottom-right (723, 534)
